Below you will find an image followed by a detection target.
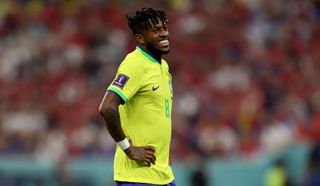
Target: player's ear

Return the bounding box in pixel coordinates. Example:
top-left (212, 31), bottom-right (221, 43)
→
top-left (135, 34), bottom-right (145, 45)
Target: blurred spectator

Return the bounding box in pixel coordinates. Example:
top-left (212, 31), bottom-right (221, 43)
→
top-left (264, 159), bottom-right (292, 186)
top-left (190, 159), bottom-right (208, 186)
top-left (304, 144), bottom-right (320, 186)
top-left (260, 113), bottom-right (295, 155)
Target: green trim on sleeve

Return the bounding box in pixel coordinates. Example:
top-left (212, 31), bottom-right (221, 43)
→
top-left (107, 87), bottom-right (127, 103)
top-left (136, 46), bottom-right (160, 64)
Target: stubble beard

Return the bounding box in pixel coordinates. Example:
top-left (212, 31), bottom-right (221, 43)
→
top-left (147, 43), bottom-right (170, 56)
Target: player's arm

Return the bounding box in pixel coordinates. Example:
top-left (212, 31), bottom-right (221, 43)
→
top-left (99, 91), bottom-right (125, 142)
top-left (99, 91), bottom-right (156, 165)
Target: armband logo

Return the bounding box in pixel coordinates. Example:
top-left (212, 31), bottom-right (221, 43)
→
top-left (112, 74), bottom-right (129, 89)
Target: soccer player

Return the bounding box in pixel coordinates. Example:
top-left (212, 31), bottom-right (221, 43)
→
top-left (99, 8), bottom-right (175, 186)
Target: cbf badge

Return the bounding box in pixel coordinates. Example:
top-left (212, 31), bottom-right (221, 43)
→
top-left (113, 74), bottom-right (129, 89)
top-left (169, 80), bottom-right (173, 95)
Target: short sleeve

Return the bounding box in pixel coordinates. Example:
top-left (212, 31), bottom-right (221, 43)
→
top-left (107, 59), bottom-right (144, 104)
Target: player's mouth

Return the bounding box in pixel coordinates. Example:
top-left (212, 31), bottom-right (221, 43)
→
top-left (159, 39), bottom-right (169, 47)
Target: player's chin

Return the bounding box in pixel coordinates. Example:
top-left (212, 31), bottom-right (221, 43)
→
top-left (159, 46), bottom-right (170, 54)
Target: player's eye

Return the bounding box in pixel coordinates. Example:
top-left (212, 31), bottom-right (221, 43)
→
top-left (153, 28), bottom-right (161, 33)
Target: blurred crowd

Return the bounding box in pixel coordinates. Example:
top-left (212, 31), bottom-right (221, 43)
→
top-left (0, 0), bottom-right (320, 166)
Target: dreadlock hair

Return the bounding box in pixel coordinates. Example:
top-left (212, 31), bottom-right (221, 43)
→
top-left (126, 8), bottom-right (168, 35)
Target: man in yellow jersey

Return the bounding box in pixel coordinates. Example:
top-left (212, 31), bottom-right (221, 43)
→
top-left (99, 8), bottom-right (175, 186)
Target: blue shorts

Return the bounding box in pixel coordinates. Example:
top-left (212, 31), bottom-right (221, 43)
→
top-left (116, 180), bottom-right (176, 186)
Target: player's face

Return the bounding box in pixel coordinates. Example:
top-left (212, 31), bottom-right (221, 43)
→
top-left (142, 19), bottom-right (170, 55)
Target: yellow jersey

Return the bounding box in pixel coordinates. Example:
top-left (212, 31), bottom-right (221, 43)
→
top-left (107, 46), bottom-right (174, 184)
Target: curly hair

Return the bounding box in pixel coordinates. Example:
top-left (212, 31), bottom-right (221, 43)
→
top-left (126, 7), bottom-right (168, 34)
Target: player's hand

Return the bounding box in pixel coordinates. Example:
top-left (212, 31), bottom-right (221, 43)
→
top-left (124, 140), bottom-right (156, 166)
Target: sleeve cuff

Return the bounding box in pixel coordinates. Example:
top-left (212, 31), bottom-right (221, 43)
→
top-left (107, 87), bottom-right (127, 104)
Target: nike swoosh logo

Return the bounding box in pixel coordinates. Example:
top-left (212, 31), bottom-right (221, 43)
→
top-left (152, 86), bottom-right (160, 91)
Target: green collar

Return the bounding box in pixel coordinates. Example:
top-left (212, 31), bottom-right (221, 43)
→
top-left (136, 46), bottom-right (161, 64)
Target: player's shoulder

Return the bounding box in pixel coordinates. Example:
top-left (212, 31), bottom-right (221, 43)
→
top-left (161, 59), bottom-right (172, 79)
top-left (119, 50), bottom-right (145, 71)
top-left (161, 59), bottom-right (170, 71)
top-left (162, 59), bottom-right (169, 68)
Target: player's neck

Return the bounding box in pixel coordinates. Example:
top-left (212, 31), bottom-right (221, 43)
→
top-left (137, 45), bottom-right (162, 63)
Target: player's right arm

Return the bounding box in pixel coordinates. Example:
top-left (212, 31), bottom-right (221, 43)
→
top-left (99, 91), bottom-right (156, 166)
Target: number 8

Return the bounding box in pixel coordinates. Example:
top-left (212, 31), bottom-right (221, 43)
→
top-left (165, 98), bottom-right (170, 118)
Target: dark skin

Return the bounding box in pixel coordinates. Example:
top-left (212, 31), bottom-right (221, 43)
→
top-left (99, 18), bottom-right (170, 166)
top-left (136, 19), bottom-right (170, 62)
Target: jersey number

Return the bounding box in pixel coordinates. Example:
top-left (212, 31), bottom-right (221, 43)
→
top-left (165, 98), bottom-right (170, 118)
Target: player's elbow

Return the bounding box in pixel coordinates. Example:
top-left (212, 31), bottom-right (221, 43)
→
top-left (99, 103), bottom-right (109, 116)
top-left (99, 91), bottom-right (121, 117)
top-left (99, 102), bottom-right (117, 117)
